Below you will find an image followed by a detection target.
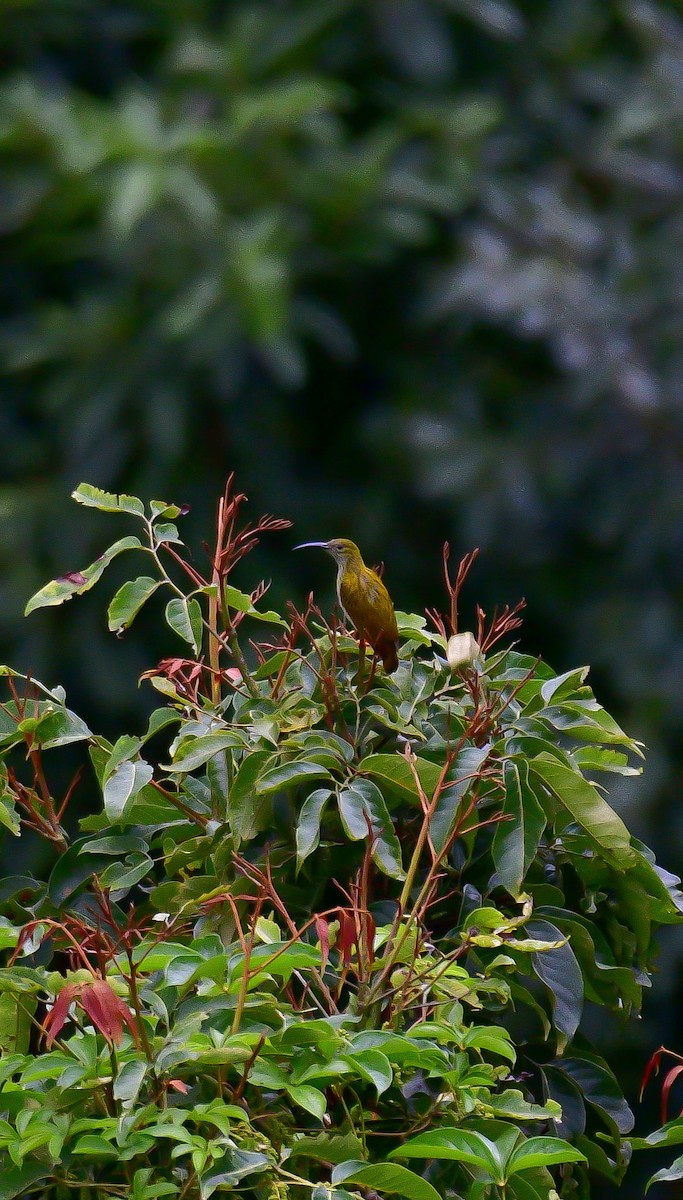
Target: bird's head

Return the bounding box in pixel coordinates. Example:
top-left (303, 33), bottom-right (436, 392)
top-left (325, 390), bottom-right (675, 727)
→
top-left (294, 538), bottom-right (363, 567)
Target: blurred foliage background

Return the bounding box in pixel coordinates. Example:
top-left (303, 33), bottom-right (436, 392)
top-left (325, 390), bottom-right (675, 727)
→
top-left (1, 0), bottom-right (683, 1189)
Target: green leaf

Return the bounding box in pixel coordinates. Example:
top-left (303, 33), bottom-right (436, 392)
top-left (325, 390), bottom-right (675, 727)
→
top-left (0, 989), bottom-right (34, 1054)
top-left (296, 788), bottom-right (332, 870)
top-left (492, 760), bottom-right (546, 896)
top-left (47, 837), bottom-right (114, 906)
top-left (552, 1053), bottom-right (634, 1135)
top-left (333, 1161), bottom-right (443, 1200)
top-left (199, 1151), bottom-right (269, 1200)
top-left (99, 851), bottom-right (153, 895)
top-left (224, 585), bottom-right (288, 627)
top-left (338, 779), bottom-right (404, 879)
top-left (528, 919), bottom-right (583, 1051)
top-left (631, 1119), bottom-right (683, 1150)
top-left (151, 500), bottom-right (185, 519)
top-left (113, 1060), bottom-right (147, 1106)
top-left (165, 597), bottom-right (203, 654)
top-left (0, 1163), bottom-right (50, 1200)
top-left (573, 746), bottom-right (641, 776)
top-left (507, 1178), bottom-right (560, 1200)
top-left (390, 1129), bottom-right (502, 1178)
top-left (25, 536), bottom-right (143, 614)
top-left (223, 586), bottom-right (253, 613)
top-left (108, 576), bottom-right (160, 632)
top-left (72, 483), bottom-right (145, 516)
top-left (485, 1089), bottom-right (561, 1121)
top-left (540, 667), bottom-right (590, 704)
top-left (80, 834), bottom-right (147, 855)
top-left (72, 1134), bottom-right (120, 1157)
top-left (256, 760), bottom-right (332, 795)
top-left (395, 611), bottom-right (435, 646)
top-left (247, 941), bottom-right (321, 979)
top-left (286, 1084), bottom-right (327, 1119)
top-left (143, 708), bottom-right (183, 743)
top-left (0, 796), bottom-right (20, 837)
top-left (506, 1136), bottom-right (586, 1174)
top-left (529, 754), bottom-right (637, 869)
top-left (359, 753), bottom-right (442, 804)
top-left (101, 734), bottom-right (142, 782)
top-left (229, 750), bottom-right (273, 842)
top-left (165, 731), bottom-right (244, 773)
top-left (429, 745), bottom-right (492, 855)
top-left (646, 1153), bottom-right (683, 1191)
top-left (289, 1132), bottom-right (364, 1163)
top-left (18, 703), bottom-right (92, 749)
top-left (541, 699), bottom-right (643, 755)
top-left (153, 522), bottom-right (181, 546)
top-left (343, 1048), bottom-right (393, 1094)
top-left (463, 1027), bottom-right (516, 1065)
top-left (103, 759), bottom-right (154, 822)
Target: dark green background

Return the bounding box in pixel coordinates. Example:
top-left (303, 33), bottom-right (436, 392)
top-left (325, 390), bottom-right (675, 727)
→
top-left (2, 1), bottom-right (682, 1189)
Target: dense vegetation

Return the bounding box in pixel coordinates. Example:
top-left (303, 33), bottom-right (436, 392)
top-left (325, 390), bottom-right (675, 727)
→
top-left (2, 6), bottom-right (683, 1192)
top-left (1, 483), bottom-right (682, 1198)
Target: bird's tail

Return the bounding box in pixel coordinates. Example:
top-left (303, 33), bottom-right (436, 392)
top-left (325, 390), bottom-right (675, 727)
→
top-left (375, 632), bottom-right (399, 673)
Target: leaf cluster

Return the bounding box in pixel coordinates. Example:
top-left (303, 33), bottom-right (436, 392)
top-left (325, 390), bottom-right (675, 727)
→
top-left (0, 483), bottom-right (680, 1200)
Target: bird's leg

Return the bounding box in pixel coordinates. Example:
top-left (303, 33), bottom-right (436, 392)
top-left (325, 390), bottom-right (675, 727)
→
top-left (353, 638), bottom-right (366, 687)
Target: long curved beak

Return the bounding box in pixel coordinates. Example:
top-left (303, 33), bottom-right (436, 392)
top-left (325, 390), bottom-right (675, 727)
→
top-left (293, 541), bottom-right (329, 550)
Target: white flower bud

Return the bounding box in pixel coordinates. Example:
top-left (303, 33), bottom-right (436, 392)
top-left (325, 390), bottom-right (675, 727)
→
top-left (446, 631), bottom-right (481, 671)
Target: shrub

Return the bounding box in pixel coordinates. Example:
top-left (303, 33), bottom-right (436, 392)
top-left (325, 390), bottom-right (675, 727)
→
top-left (0, 480), bottom-right (680, 1199)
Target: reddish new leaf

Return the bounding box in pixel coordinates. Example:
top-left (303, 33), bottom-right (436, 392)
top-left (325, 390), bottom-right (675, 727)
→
top-left (44, 984), bottom-right (78, 1047)
top-left (337, 909), bottom-right (356, 967)
top-left (80, 979), bottom-right (140, 1048)
top-left (661, 1064), bottom-right (683, 1124)
top-left (640, 1046), bottom-right (665, 1101)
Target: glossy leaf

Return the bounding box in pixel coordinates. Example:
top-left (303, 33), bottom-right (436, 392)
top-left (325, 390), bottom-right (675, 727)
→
top-left (256, 760), bottom-right (332, 794)
top-left (506, 1136), bottom-right (586, 1174)
top-left (72, 483), bottom-right (145, 516)
top-left (228, 749), bottom-right (272, 842)
top-left (429, 745), bottom-right (492, 854)
top-left (342, 1048), bottom-right (393, 1094)
top-left (0, 1163), bottom-right (50, 1200)
top-left (25, 536), bottom-right (143, 614)
top-left (286, 1084), bottom-right (326, 1119)
top-left (359, 753), bottom-right (442, 804)
top-left (492, 759), bottom-right (546, 896)
top-left (199, 1151), bottom-right (269, 1199)
top-left (337, 779), bottom-right (404, 879)
top-left (99, 851), bottom-right (153, 894)
top-left (390, 1128), bottom-right (502, 1177)
top-left (646, 1155), bottom-right (683, 1192)
top-left (333, 1161), bottom-right (443, 1200)
top-left (165, 731), bottom-right (244, 773)
top-left (528, 918), bottom-right (583, 1051)
top-left (485, 1090), bottom-right (561, 1121)
top-left (529, 754), bottom-right (637, 869)
top-left (224, 585), bottom-right (289, 627)
top-left (107, 576), bottom-right (160, 632)
top-left (553, 1054), bottom-right (634, 1135)
top-left (296, 788), bottom-right (332, 869)
top-left (103, 759), bottom-right (154, 822)
top-left (165, 597), bottom-right (203, 654)
top-left (112, 1059), bottom-right (147, 1106)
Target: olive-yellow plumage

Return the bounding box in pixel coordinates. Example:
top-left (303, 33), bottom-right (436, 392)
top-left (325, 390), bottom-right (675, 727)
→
top-left (294, 538), bottom-right (399, 672)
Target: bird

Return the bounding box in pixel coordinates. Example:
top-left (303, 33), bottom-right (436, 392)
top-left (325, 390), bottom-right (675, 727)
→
top-left (294, 538), bottom-right (399, 673)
